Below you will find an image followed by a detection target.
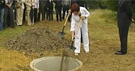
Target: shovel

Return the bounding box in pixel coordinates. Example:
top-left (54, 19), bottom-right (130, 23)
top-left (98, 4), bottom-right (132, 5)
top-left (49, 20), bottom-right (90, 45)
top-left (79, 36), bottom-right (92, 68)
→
top-left (58, 13), bottom-right (70, 38)
top-left (68, 18), bottom-right (83, 50)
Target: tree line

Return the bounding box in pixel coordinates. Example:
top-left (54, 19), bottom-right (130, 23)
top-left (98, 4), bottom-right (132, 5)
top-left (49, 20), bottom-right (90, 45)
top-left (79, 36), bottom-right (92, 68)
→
top-left (84, 0), bottom-right (135, 17)
top-left (85, 0), bottom-right (135, 11)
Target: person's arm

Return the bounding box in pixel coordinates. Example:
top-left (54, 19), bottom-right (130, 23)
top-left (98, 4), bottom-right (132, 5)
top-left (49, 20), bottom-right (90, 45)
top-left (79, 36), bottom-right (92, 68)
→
top-left (70, 14), bottom-right (75, 40)
top-left (80, 7), bottom-right (90, 19)
top-left (25, 0), bottom-right (31, 7)
top-left (84, 7), bottom-right (90, 18)
top-left (5, 0), bottom-right (13, 8)
top-left (124, 0), bottom-right (132, 20)
top-left (132, 18), bottom-right (134, 23)
top-left (36, 0), bottom-right (39, 8)
top-left (32, 0), bottom-right (35, 7)
top-left (46, 0), bottom-right (49, 9)
top-left (71, 31), bottom-right (75, 40)
top-left (62, 0), bottom-right (64, 6)
top-left (6, 3), bottom-right (12, 8)
top-left (83, 7), bottom-right (90, 18)
top-left (36, 0), bottom-right (39, 12)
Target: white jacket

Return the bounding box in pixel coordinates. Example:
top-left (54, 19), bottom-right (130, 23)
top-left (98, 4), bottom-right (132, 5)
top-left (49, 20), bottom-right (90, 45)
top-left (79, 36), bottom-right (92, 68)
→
top-left (70, 7), bottom-right (90, 31)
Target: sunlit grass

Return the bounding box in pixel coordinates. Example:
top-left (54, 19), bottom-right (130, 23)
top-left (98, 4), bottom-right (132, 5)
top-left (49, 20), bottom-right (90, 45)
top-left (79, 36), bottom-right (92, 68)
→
top-left (88, 9), bottom-right (118, 40)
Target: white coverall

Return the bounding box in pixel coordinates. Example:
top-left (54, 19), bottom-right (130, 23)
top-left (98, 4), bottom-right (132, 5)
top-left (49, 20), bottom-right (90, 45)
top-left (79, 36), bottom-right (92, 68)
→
top-left (70, 7), bottom-right (90, 54)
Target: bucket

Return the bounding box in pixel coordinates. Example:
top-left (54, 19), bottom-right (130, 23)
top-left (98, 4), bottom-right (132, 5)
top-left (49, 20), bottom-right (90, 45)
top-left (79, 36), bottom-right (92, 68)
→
top-left (30, 56), bottom-right (83, 71)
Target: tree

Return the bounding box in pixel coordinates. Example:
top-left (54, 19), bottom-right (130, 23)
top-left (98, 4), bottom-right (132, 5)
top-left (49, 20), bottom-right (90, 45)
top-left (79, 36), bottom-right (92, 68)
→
top-left (103, 0), bottom-right (118, 11)
top-left (85, 0), bottom-right (102, 9)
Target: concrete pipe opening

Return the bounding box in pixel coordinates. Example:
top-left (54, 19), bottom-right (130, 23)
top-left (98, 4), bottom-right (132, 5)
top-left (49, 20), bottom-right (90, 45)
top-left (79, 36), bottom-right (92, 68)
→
top-left (30, 56), bottom-right (83, 71)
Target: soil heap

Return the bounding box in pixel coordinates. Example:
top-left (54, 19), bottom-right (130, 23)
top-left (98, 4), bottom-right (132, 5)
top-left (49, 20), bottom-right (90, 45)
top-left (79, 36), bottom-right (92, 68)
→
top-left (4, 27), bottom-right (69, 56)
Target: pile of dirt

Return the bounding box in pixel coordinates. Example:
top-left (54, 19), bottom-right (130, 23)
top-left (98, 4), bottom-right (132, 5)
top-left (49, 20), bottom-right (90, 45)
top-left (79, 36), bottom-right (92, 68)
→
top-left (4, 27), bottom-right (69, 56)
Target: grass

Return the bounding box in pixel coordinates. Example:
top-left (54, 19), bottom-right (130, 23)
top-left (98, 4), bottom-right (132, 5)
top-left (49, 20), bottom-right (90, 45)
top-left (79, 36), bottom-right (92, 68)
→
top-left (88, 9), bottom-right (118, 40)
top-left (0, 25), bottom-right (30, 46)
top-left (1, 9), bottom-right (135, 71)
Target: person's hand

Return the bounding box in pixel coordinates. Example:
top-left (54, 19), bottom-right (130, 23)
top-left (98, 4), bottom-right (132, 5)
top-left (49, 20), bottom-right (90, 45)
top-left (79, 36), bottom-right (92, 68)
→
top-left (132, 18), bottom-right (134, 23)
top-left (31, 5), bottom-right (34, 7)
top-left (37, 8), bottom-right (39, 13)
top-left (7, 4), bottom-right (11, 8)
top-left (72, 35), bottom-right (74, 41)
top-left (81, 16), bottom-right (86, 20)
top-left (78, 12), bottom-right (81, 17)
top-left (68, 9), bottom-right (72, 15)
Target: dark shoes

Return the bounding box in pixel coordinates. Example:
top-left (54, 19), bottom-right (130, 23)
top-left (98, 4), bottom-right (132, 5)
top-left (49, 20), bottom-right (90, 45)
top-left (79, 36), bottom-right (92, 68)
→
top-left (115, 50), bottom-right (127, 55)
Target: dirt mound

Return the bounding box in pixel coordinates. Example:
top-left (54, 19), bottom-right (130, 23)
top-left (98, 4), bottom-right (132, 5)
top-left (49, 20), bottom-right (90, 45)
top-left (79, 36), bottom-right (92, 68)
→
top-left (4, 27), bottom-right (69, 56)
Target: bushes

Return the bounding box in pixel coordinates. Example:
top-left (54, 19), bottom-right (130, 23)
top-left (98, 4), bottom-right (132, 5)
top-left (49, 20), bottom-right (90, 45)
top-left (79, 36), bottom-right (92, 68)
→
top-left (102, 0), bottom-right (118, 11)
top-left (85, 0), bottom-right (135, 18)
top-left (86, 0), bottom-right (106, 9)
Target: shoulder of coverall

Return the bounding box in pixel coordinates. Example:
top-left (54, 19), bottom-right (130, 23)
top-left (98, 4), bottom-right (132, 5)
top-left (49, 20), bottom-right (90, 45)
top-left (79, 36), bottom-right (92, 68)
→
top-left (79, 7), bottom-right (86, 15)
top-left (79, 7), bottom-right (87, 12)
top-left (80, 7), bottom-right (90, 15)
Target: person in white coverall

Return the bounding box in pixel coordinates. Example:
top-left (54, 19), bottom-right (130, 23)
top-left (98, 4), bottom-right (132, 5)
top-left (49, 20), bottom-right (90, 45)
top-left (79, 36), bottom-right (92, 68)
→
top-left (70, 3), bottom-right (90, 55)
